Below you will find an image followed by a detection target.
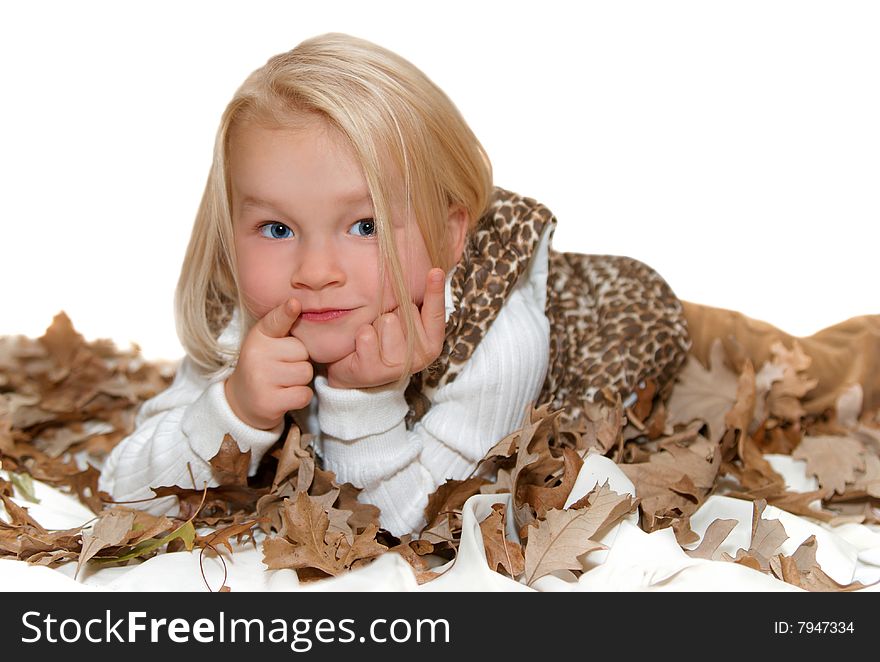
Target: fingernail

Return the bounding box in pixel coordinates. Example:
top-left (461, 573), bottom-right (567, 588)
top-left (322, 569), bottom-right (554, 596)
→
top-left (430, 269), bottom-right (444, 284)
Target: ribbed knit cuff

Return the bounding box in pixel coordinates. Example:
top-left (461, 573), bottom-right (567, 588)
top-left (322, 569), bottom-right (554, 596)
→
top-left (359, 463), bottom-right (433, 536)
top-left (315, 375), bottom-right (421, 488)
top-left (314, 375), bottom-right (411, 440)
top-left (418, 434), bottom-right (478, 486)
top-left (181, 380), bottom-right (285, 474)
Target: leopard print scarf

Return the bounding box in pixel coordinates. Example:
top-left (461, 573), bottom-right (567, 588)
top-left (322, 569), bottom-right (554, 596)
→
top-left (404, 187), bottom-right (692, 431)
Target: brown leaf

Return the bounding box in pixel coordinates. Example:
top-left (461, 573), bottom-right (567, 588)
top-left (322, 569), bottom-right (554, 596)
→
top-left (766, 490), bottom-right (837, 523)
top-left (620, 435), bottom-right (721, 531)
top-left (197, 519), bottom-right (260, 554)
top-left (261, 492), bottom-right (386, 577)
top-left (568, 480), bottom-right (639, 539)
top-left (419, 514), bottom-right (456, 547)
top-left (579, 399), bottom-right (624, 454)
top-left (335, 523), bottom-right (387, 570)
top-left (334, 483), bottom-right (381, 534)
top-left (125, 511), bottom-right (176, 545)
top-left (210, 435), bottom-right (251, 487)
top-left (76, 509), bottom-right (136, 577)
top-left (388, 541), bottom-right (441, 585)
top-left (851, 452), bottom-right (880, 498)
top-left (666, 339), bottom-right (739, 444)
top-left (722, 499), bottom-right (787, 572)
top-left (792, 435), bottom-right (865, 497)
top-left (423, 477), bottom-right (488, 530)
top-left (686, 518), bottom-right (737, 560)
top-left (730, 434), bottom-right (786, 494)
top-left (479, 503), bottom-right (524, 578)
top-left (263, 493), bottom-right (337, 575)
top-left (725, 360), bottom-right (756, 432)
top-left (765, 342), bottom-right (819, 422)
top-left (523, 482), bottom-right (636, 585)
top-left (270, 424), bottom-right (310, 490)
top-left (37, 312), bottom-right (83, 368)
top-left (523, 509), bottom-right (605, 585)
top-left (523, 448), bottom-right (583, 518)
top-left (509, 418), bottom-right (545, 537)
top-left (773, 545), bottom-right (871, 592)
top-left (0, 494), bottom-right (48, 532)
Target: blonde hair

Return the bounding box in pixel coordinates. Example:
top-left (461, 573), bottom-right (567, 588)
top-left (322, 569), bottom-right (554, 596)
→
top-left (175, 33), bottom-right (493, 384)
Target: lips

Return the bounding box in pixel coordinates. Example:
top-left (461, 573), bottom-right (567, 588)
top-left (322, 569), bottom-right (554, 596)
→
top-left (300, 309), bottom-right (352, 322)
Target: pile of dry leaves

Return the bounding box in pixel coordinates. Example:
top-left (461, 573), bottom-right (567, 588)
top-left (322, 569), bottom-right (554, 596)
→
top-left (1, 312), bottom-right (878, 591)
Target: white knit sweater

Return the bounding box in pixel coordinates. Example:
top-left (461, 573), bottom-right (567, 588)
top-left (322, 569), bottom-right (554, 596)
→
top-left (98, 225), bottom-right (552, 535)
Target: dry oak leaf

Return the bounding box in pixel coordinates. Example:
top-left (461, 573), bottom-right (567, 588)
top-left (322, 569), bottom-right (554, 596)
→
top-left (262, 492), bottom-right (386, 577)
top-left (620, 435), bottom-right (721, 531)
top-left (772, 554), bottom-right (868, 592)
top-left (685, 518), bottom-right (737, 560)
top-left (765, 341), bottom-right (818, 422)
top-left (666, 339), bottom-right (739, 444)
top-left (770, 535), bottom-right (871, 591)
top-left (850, 452), bottom-right (880, 499)
top-left (197, 519), bottom-right (261, 554)
top-left (791, 435), bottom-right (865, 497)
top-left (578, 398), bottom-right (624, 453)
top-left (727, 433), bottom-right (787, 495)
top-left (725, 360), bottom-right (756, 433)
top-left (423, 477), bottom-right (489, 531)
top-left (479, 503), bottom-right (525, 578)
top-left (387, 540), bottom-right (441, 585)
top-left (210, 434), bottom-right (252, 487)
top-left (76, 509), bottom-right (136, 577)
top-left (523, 447), bottom-right (583, 518)
top-left (722, 499), bottom-right (788, 572)
top-left (508, 417), bottom-right (546, 537)
top-left (523, 481), bottom-right (637, 585)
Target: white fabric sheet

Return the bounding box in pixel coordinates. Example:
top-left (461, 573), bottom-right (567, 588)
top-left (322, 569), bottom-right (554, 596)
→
top-left (2, 453), bottom-right (878, 592)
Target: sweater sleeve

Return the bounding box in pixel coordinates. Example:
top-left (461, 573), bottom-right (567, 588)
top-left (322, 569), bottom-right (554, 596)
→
top-left (315, 224), bottom-right (552, 536)
top-left (97, 354), bottom-right (284, 516)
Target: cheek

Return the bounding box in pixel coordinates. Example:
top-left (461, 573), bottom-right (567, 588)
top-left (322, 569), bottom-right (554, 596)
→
top-left (237, 253), bottom-right (285, 315)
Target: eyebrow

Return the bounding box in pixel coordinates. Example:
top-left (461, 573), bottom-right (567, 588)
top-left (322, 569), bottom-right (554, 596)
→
top-left (240, 191), bottom-right (372, 211)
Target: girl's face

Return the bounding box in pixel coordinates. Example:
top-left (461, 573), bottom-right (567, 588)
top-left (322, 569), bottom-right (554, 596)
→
top-left (228, 117), bottom-right (435, 365)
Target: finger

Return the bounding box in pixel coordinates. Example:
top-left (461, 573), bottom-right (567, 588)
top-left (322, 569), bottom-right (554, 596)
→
top-left (259, 360), bottom-right (313, 389)
top-left (328, 323), bottom-right (378, 386)
top-left (407, 300), bottom-right (437, 369)
top-left (257, 297), bottom-right (302, 339)
top-left (420, 268), bottom-right (447, 349)
top-left (277, 385), bottom-right (313, 411)
top-left (277, 361), bottom-right (314, 388)
top-left (274, 336), bottom-right (310, 363)
top-left (377, 312), bottom-right (406, 366)
top-left (354, 322), bottom-right (381, 368)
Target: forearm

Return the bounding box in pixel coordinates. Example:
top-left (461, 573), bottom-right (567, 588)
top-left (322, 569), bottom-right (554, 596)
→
top-left (99, 379), bottom-right (284, 514)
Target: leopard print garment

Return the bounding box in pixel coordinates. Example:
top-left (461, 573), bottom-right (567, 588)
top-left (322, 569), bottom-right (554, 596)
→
top-left (404, 187), bottom-right (692, 430)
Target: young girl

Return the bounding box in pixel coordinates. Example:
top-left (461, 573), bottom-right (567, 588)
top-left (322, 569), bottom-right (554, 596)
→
top-left (98, 33), bottom-right (691, 536)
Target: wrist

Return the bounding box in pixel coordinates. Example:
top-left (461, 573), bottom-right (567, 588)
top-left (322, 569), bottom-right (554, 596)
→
top-left (223, 378), bottom-right (281, 431)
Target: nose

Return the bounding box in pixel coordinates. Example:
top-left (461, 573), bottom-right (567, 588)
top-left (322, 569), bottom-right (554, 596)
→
top-left (291, 241), bottom-right (345, 290)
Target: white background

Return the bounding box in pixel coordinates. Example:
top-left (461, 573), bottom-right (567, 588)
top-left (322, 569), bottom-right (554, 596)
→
top-left (1, 0), bottom-right (877, 361)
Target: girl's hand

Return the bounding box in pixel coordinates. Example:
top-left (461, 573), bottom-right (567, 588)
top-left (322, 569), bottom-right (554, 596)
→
top-left (325, 268), bottom-right (447, 390)
top-left (225, 297), bottom-right (314, 430)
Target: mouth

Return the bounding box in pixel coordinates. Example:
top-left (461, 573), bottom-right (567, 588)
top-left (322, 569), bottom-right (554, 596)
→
top-left (300, 309), bottom-right (353, 322)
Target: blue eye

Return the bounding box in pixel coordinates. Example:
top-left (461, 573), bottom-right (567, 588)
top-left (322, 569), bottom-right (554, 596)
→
top-left (259, 222), bottom-right (293, 240)
top-left (349, 218), bottom-right (376, 238)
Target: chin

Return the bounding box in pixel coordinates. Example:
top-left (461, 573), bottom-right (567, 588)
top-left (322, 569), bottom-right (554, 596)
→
top-left (302, 339), bottom-right (355, 365)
